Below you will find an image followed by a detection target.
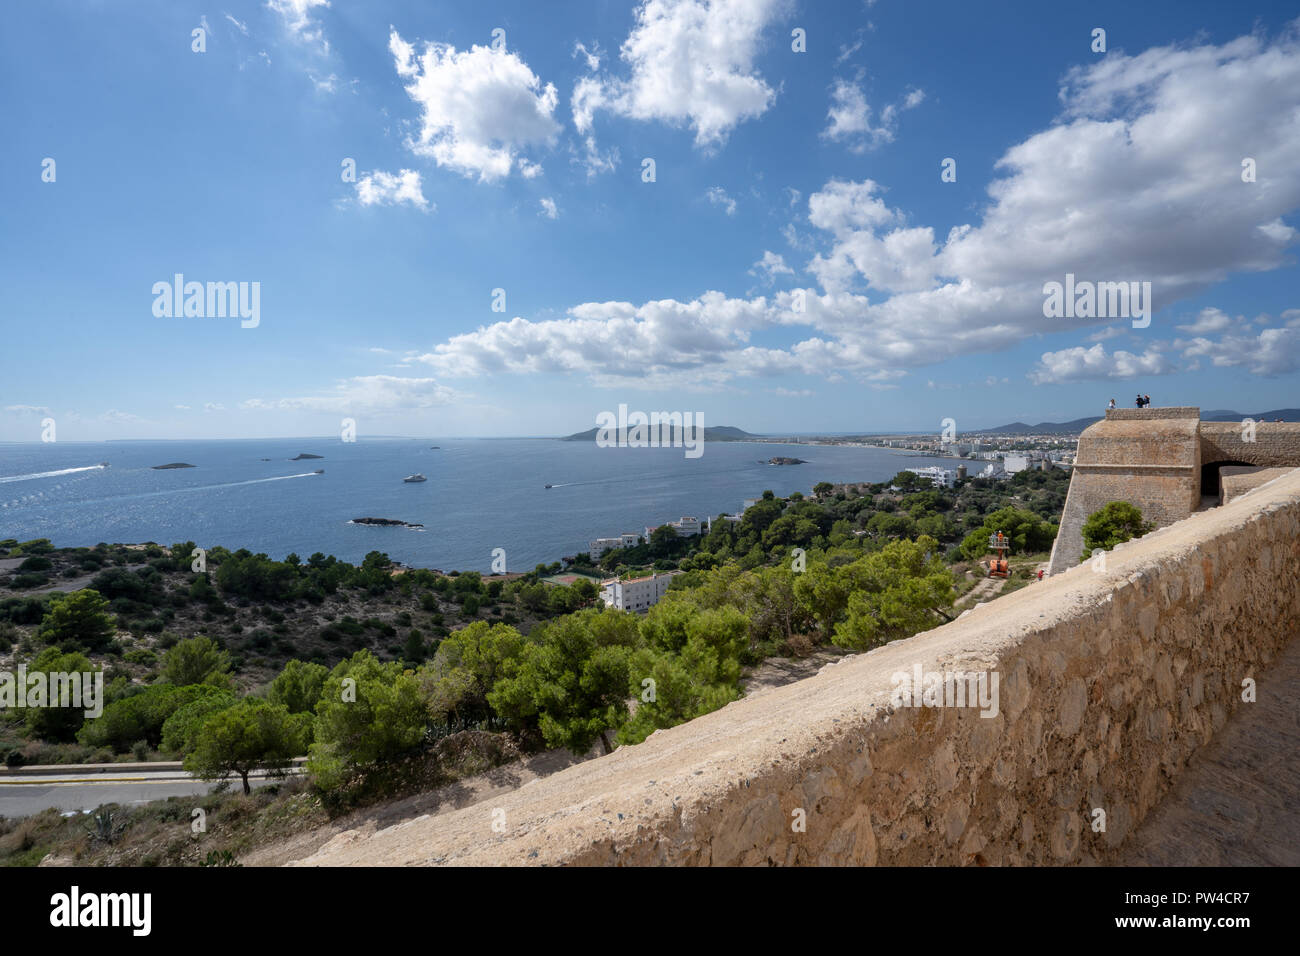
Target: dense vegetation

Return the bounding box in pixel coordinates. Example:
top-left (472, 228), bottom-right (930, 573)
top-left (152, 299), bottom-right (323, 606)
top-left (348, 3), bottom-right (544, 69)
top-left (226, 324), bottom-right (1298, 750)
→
top-left (0, 467), bottom-right (1069, 837)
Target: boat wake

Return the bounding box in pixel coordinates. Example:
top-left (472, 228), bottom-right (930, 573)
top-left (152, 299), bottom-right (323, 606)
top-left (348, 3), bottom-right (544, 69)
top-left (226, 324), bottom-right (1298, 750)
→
top-left (0, 464), bottom-right (108, 484)
top-left (1, 470), bottom-right (323, 511)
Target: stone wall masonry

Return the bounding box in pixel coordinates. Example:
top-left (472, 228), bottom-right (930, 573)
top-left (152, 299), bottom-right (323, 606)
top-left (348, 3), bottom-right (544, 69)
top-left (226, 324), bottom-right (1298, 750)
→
top-left (1200, 422), bottom-right (1300, 468)
top-left (292, 467), bottom-right (1300, 867)
top-left (1047, 413), bottom-right (1202, 574)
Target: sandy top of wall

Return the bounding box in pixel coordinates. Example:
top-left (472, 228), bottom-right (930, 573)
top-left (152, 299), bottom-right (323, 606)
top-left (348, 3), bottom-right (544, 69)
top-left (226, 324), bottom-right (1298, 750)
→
top-left (1221, 467), bottom-right (1296, 504)
top-left (289, 467), bottom-right (1300, 867)
top-left (1104, 407), bottom-right (1199, 420)
top-left (1077, 418), bottom-right (1200, 466)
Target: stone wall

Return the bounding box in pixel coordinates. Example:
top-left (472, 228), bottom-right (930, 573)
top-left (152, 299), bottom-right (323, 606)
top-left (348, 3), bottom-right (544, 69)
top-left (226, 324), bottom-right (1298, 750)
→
top-left (1047, 410), bottom-right (1201, 574)
top-left (294, 467), bottom-right (1300, 867)
top-left (1200, 422), bottom-right (1300, 468)
top-left (1048, 413), bottom-right (1300, 574)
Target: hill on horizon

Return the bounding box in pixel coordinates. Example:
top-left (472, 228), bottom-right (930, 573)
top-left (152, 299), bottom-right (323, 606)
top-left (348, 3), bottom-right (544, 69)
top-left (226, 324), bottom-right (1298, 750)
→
top-left (981, 409), bottom-right (1300, 434)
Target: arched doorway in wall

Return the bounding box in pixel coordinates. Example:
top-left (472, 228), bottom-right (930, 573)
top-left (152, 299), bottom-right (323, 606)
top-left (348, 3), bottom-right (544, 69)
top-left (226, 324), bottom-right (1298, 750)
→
top-left (1200, 460), bottom-right (1256, 499)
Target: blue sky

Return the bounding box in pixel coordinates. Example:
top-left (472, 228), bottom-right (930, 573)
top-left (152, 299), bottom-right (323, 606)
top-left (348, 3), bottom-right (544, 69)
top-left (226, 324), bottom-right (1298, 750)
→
top-left (2, 0), bottom-right (1298, 441)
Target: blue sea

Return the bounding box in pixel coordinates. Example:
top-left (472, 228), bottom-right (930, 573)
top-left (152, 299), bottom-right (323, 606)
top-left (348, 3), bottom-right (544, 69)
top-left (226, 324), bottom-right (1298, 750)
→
top-left (0, 439), bottom-right (956, 573)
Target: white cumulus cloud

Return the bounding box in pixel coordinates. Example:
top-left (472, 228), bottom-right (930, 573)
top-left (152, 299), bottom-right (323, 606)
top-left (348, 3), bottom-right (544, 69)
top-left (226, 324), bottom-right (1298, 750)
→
top-left (390, 29), bottom-right (561, 183)
top-left (572, 0), bottom-right (787, 149)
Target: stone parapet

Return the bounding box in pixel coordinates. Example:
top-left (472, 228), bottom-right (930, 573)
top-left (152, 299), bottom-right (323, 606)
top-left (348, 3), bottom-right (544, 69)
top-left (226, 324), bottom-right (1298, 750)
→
top-left (1105, 407), bottom-right (1200, 420)
top-left (291, 469), bottom-right (1300, 867)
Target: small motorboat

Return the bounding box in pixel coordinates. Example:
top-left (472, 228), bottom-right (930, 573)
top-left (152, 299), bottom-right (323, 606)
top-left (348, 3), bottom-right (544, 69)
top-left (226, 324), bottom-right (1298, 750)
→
top-left (99, 461), bottom-right (110, 468)
top-left (403, 474), bottom-right (427, 483)
top-left (545, 484), bottom-right (553, 488)
top-left (313, 469), bottom-right (324, 474)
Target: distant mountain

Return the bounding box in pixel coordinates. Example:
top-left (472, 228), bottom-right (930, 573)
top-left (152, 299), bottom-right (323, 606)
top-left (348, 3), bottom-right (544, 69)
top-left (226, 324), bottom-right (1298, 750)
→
top-left (981, 417), bottom-right (1102, 435)
top-left (561, 424), bottom-right (759, 441)
top-left (1200, 409), bottom-right (1300, 422)
top-left (984, 409), bottom-right (1299, 434)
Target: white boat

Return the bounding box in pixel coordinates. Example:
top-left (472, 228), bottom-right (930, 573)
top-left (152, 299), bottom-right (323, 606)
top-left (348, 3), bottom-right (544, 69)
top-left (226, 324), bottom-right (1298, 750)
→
top-left (403, 474), bottom-right (427, 483)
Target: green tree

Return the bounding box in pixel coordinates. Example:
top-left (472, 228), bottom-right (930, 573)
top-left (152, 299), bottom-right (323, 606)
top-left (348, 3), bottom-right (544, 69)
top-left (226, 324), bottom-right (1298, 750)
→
top-left (488, 608), bottom-right (642, 754)
top-left (308, 651), bottom-right (429, 790)
top-left (1081, 501), bottom-right (1155, 558)
top-left (832, 537), bottom-right (956, 651)
top-left (402, 629), bottom-right (428, 664)
top-left (79, 684), bottom-right (225, 752)
top-left (813, 481), bottom-right (834, 499)
top-left (267, 659), bottom-right (329, 714)
top-left (793, 562), bottom-right (852, 641)
top-left (185, 699), bottom-right (309, 794)
top-left (417, 621), bottom-right (528, 725)
top-left (39, 589), bottom-right (117, 652)
top-left (160, 691), bottom-right (237, 755)
top-left (23, 648), bottom-right (100, 742)
top-left (957, 506), bottom-right (1056, 560)
top-left (618, 605), bottom-right (748, 744)
top-left (160, 636), bottom-right (232, 689)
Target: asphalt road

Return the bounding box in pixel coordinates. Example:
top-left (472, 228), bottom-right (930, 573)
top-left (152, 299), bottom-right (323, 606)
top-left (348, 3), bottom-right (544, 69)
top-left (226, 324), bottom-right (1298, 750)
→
top-left (0, 769), bottom-right (291, 817)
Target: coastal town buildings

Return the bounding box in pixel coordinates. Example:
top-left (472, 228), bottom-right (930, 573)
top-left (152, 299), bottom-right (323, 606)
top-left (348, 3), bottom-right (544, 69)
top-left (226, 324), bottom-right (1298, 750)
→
top-left (904, 466), bottom-right (957, 488)
top-left (600, 570), bottom-right (679, 612)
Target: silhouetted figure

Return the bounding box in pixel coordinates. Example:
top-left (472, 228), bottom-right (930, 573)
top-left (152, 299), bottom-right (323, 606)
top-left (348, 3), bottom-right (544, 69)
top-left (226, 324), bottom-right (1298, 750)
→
top-left (1135, 394), bottom-right (1144, 408)
top-left (1144, 394), bottom-right (1151, 407)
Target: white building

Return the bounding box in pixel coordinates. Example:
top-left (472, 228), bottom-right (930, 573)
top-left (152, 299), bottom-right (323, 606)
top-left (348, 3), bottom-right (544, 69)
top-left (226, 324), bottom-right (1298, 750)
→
top-left (673, 516), bottom-right (702, 536)
top-left (588, 532), bottom-right (641, 561)
top-left (1002, 455), bottom-right (1030, 474)
top-left (600, 571), bottom-right (679, 612)
top-left (905, 466), bottom-right (956, 489)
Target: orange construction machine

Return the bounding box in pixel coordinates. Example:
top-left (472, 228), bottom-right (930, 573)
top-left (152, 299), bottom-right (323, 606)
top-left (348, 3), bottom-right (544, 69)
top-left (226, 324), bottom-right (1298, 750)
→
top-left (987, 531), bottom-right (1010, 578)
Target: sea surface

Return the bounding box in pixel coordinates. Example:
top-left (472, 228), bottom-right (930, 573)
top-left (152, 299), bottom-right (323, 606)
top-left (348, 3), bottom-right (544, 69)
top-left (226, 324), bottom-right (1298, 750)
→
top-left (0, 439), bottom-right (957, 573)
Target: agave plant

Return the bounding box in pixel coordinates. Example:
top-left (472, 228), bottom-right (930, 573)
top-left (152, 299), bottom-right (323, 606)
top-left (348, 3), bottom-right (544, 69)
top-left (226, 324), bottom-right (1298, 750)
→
top-left (83, 809), bottom-right (127, 846)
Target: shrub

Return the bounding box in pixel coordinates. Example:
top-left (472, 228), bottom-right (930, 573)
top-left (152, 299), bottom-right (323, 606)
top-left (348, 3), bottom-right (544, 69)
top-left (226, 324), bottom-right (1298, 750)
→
top-left (159, 636), bottom-right (232, 688)
top-left (39, 589), bottom-right (117, 652)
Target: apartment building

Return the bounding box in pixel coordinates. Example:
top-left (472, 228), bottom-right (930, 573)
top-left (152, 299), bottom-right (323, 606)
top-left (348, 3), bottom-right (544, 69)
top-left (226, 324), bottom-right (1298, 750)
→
top-left (587, 532), bottom-right (641, 561)
top-left (905, 466), bottom-right (957, 488)
top-left (600, 571), bottom-right (679, 612)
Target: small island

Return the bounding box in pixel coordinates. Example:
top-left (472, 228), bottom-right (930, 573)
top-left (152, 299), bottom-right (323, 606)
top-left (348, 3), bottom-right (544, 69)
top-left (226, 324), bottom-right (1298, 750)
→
top-left (350, 517), bottom-right (424, 528)
top-left (290, 453), bottom-right (323, 460)
top-left (767, 456), bottom-right (807, 465)
top-left (151, 462), bottom-right (195, 470)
